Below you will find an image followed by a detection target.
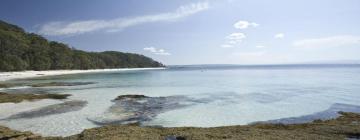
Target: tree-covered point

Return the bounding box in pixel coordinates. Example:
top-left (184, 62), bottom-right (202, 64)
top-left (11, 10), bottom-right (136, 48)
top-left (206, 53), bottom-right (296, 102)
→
top-left (0, 20), bottom-right (164, 71)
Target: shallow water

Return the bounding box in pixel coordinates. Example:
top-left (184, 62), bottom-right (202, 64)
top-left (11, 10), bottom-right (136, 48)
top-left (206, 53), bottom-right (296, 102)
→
top-left (1, 64), bottom-right (360, 136)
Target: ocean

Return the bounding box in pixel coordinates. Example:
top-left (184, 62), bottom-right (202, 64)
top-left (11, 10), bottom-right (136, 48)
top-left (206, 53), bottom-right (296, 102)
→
top-left (1, 64), bottom-right (360, 136)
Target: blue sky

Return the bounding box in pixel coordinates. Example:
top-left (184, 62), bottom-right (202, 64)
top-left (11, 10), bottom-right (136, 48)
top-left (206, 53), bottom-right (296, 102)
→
top-left (1, 0), bottom-right (360, 65)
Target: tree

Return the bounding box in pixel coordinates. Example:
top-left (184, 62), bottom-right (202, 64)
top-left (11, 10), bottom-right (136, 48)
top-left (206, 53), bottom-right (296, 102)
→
top-left (0, 20), bottom-right (164, 72)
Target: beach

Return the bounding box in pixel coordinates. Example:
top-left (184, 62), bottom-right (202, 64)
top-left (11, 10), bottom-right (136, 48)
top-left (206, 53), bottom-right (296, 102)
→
top-left (0, 68), bottom-right (166, 82)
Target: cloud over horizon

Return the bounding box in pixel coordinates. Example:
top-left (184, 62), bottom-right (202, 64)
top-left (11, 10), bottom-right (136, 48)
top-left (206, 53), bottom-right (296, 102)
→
top-left (220, 32), bottom-right (246, 48)
top-left (255, 45), bottom-right (265, 48)
top-left (233, 20), bottom-right (259, 29)
top-left (274, 33), bottom-right (285, 39)
top-left (293, 35), bottom-right (360, 48)
top-left (144, 47), bottom-right (171, 55)
top-left (38, 2), bottom-right (209, 36)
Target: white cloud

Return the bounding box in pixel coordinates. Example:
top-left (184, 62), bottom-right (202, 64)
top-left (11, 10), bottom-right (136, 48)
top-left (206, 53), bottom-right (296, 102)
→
top-left (226, 32), bottom-right (246, 43)
top-left (221, 44), bottom-right (234, 48)
top-left (274, 33), bottom-right (285, 39)
top-left (225, 51), bottom-right (291, 64)
top-left (39, 2), bottom-right (209, 36)
top-left (231, 51), bottom-right (266, 57)
top-left (144, 47), bottom-right (171, 55)
top-left (293, 35), bottom-right (360, 48)
top-left (233, 20), bottom-right (259, 29)
top-left (255, 45), bottom-right (265, 48)
top-left (143, 47), bottom-right (157, 53)
top-left (220, 32), bottom-right (246, 48)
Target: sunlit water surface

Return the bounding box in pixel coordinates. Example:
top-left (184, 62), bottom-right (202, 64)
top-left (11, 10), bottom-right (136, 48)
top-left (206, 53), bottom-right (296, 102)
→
top-left (1, 65), bottom-right (360, 136)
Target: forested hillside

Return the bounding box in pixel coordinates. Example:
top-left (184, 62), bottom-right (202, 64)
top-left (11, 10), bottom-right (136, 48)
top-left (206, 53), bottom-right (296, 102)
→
top-left (0, 20), bottom-right (164, 71)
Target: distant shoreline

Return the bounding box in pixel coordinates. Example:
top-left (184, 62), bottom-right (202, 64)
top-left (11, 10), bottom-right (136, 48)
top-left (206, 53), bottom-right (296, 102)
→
top-left (0, 67), bottom-right (166, 82)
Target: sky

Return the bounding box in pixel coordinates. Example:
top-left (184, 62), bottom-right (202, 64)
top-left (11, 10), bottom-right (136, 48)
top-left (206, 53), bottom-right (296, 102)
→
top-left (1, 0), bottom-right (360, 65)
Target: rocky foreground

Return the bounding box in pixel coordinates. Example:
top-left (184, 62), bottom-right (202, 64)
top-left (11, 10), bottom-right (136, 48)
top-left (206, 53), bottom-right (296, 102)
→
top-left (1, 94), bottom-right (360, 140)
top-left (0, 112), bottom-right (359, 140)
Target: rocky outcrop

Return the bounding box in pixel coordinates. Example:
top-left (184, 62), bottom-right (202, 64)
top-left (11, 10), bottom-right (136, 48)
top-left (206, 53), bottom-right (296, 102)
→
top-left (0, 92), bottom-right (70, 103)
top-left (0, 125), bottom-right (42, 140)
top-left (31, 82), bottom-right (95, 87)
top-left (2, 100), bottom-right (87, 120)
top-left (113, 94), bottom-right (148, 100)
top-left (88, 95), bottom-right (194, 125)
top-left (1, 112), bottom-right (360, 140)
top-left (66, 112), bottom-right (360, 140)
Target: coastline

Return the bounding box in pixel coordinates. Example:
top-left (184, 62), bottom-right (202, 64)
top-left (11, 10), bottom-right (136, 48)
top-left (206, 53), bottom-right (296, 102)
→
top-left (1, 67), bottom-right (359, 139)
top-left (0, 67), bottom-right (166, 82)
top-left (1, 112), bottom-right (359, 140)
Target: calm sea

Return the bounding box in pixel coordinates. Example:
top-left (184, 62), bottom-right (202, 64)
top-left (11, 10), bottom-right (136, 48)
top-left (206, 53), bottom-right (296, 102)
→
top-left (1, 64), bottom-right (360, 136)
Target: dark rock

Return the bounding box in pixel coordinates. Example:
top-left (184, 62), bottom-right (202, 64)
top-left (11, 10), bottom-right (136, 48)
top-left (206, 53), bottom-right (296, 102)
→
top-left (88, 95), bottom-right (194, 125)
top-left (113, 95), bottom-right (148, 100)
top-left (165, 136), bottom-right (186, 140)
top-left (0, 83), bottom-right (21, 88)
top-left (0, 125), bottom-right (43, 140)
top-left (2, 100), bottom-right (87, 120)
top-left (0, 92), bottom-right (71, 103)
top-left (264, 103), bottom-right (360, 124)
top-left (347, 133), bottom-right (360, 140)
top-left (0, 83), bottom-right (10, 88)
top-left (31, 82), bottom-right (95, 87)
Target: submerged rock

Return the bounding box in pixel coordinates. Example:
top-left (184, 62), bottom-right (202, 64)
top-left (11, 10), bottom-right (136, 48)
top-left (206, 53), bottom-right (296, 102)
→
top-left (2, 100), bottom-right (87, 120)
top-left (0, 92), bottom-right (71, 103)
top-left (113, 94), bottom-right (148, 100)
top-left (264, 103), bottom-right (360, 124)
top-left (165, 135), bottom-right (187, 140)
top-left (89, 93), bottom-right (271, 125)
top-left (88, 95), bottom-right (195, 125)
top-left (0, 83), bottom-right (24, 89)
top-left (0, 83), bottom-right (10, 88)
top-left (31, 82), bottom-right (95, 87)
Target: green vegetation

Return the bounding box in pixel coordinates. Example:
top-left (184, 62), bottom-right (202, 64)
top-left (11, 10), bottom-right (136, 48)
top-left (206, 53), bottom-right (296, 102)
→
top-left (0, 20), bottom-right (164, 72)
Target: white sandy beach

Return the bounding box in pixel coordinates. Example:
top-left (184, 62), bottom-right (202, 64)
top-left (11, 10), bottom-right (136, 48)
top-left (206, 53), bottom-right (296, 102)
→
top-left (0, 68), bottom-right (165, 82)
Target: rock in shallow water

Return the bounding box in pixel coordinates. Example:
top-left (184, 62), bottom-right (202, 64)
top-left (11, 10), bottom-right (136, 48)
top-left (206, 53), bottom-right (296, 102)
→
top-left (31, 82), bottom-right (95, 87)
top-left (90, 92), bottom-right (326, 126)
top-left (2, 100), bottom-right (87, 120)
top-left (263, 103), bottom-right (360, 124)
top-left (0, 92), bottom-right (71, 103)
top-left (88, 95), bottom-right (197, 125)
top-left (165, 135), bottom-right (187, 140)
top-left (113, 94), bottom-right (148, 100)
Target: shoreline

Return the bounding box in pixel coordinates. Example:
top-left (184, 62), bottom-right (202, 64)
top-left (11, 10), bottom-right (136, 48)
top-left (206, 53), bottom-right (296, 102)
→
top-left (0, 67), bottom-right (166, 82)
top-left (1, 67), bottom-right (359, 139)
top-left (1, 112), bottom-right (359, 140)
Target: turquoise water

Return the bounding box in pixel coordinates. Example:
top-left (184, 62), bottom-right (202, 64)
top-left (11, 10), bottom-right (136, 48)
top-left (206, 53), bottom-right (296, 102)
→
top-left (1, 64), bottom-right (360, 136)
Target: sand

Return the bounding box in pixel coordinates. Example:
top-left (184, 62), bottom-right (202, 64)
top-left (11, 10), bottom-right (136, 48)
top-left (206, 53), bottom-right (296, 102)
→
top-left (0, 68), bottom-right (165, 82)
